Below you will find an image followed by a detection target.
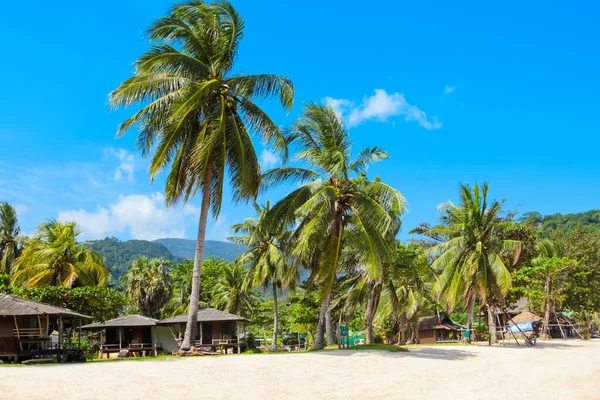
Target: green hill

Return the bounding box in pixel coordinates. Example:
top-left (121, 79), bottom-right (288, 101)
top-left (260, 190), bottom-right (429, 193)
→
top-left (85, 237), bottom-right (246, 283)
top-left (153, 238), bottom-right (246, 261)
top-left (520, 209), bottom-right (600, 234)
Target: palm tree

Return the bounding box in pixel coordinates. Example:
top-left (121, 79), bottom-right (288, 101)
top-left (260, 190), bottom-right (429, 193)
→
top-left (109, 1), bottom-right (293, 351)
top-left (264, 103), bottom-right (406, 349)
top-left (425, 184), bottom-right (521, 344)
top-left (12, 220), bottom-right (108, 288)
top-left (123, 257), bottom-right (173, 318)
top-left (229, 201), bottom-right (298, 351)
top-left (0, 202), bottom-right (23, 275)
top-left (211, 262), bottom-right (255, 318)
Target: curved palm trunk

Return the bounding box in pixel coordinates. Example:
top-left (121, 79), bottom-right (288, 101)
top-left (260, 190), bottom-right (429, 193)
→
top-left (365, 281), bottom-right (375, 344)
top-left (180, 169), bottom-right (212, 351)
top-left (272, 282), bottom-right (278, 352)
top-left (326, 307), bottom-right (335, 345)
top-left (365, 282), bottom-right (381, 344)
top-left (466, 296), bottom-right (475, 342)
top-left (314, 293), bottom-right (330, 350)
top-left (542, 277), bottom-right (552, 340)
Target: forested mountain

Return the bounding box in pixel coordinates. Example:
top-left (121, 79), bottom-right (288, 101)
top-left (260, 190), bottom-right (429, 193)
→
top-left (520, 209), bottom-right (600, 234)
top-left (154, 238), bottom-right (245, 261)
top-left (85, 237), bottom-right (183, 283)
top-left (85, 237), bottom-right (245, 283)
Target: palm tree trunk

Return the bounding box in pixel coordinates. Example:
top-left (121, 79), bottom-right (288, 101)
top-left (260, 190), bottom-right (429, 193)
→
top-left (180, 169), bottom-right (212, 351)
top-left (542, 277), bottom-right (552, 340)
top-left (325, 307), bottom-right (335, 345)
top-left (467, 296), bottom-right (475, 342)
top-left (272, 282), bottom-right (278, 352)
top-left (365, 281), bottom-right (375, 344)
top-left (487, 303), bottom-right (497, 345)
top-left (314, 293), bottom-right (330, 350)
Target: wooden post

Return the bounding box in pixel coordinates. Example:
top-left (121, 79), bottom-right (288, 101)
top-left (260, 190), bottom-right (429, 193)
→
top-left (78, 319), bottom-right (82, 347)
top-left (152, 326), bottom-right (157, 356)
top-left (13, 316), bottom-right (22, 351)
top-left (118, 328), bottom-right (122, 350)
top-left (58, 316), bottom-right (63, 362)
top-left (199, 322), bottom-right (203, 346)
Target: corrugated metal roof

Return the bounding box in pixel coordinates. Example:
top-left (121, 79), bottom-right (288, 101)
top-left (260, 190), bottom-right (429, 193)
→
top-left (158, 308), bottom-right (249, 324)
top-left (81, 314), bottom-right (157, 329)
top-left (0, 294), bottom-right (92, 319)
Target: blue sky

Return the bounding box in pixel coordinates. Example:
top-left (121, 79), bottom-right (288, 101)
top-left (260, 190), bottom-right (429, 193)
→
top-left (1, 0), bottom-right (599, 242)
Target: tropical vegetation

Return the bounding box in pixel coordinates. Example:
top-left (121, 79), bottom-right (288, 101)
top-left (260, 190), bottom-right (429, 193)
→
top-left (1, 0), bottom-right (599, 353)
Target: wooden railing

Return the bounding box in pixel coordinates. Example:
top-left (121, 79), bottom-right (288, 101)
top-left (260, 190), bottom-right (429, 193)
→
top-left (212, 338), bottom-right (238, 345)
top-left (13, 328), bottom-right (44, 337)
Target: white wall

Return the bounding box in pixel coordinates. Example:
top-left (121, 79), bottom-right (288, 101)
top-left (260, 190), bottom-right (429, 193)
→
top-left (155, 326), bottom-right (180, 353)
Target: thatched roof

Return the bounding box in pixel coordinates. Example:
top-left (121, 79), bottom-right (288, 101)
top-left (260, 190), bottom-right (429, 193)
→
top-left (0, 294), bottom-right (91, 319)
top-left (418, 314), bottom-right (462, 331)
top-left (81, 314), bottom-right (158, 330)
top-left (158, 308), bottom-right (250, 325)
top-left (511, 311), bottom-right (543, 324)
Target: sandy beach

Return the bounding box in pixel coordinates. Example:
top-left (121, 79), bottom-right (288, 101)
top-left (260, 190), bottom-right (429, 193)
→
top-left (1, 340), bottom-right (599, 400)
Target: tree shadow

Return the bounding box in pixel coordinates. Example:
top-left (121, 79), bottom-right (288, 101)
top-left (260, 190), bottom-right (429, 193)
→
top-left (311, 346), bottom-right (476, 361)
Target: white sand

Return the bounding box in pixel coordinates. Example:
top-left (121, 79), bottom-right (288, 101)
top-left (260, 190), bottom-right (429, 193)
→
top-left (1, 340), bottom-right (599, 400)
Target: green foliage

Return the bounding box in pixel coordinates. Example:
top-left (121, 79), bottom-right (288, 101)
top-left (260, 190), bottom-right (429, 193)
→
top-left (520, 209), bottom-right (600, 235)
top-left (266, 103), bottom-right (406, 301)
top-left (211, 262), bottom-right (256, 318)
top-left (420, 184), bottom-right (521, 313)
top-left (0, 202), bottom-right (23, 275)
top-left (0, 284), bottom-right (126, 321)
top-left (200, 257), bottom-right (229, 304)
top-left (13, 220), bottom-right (108, 288)
top-left (85, 237), bottom-right (182, 283)
top-left (154, 238), bottom-right (245, 262)
top-left (550, 227), bottom-right (600, 315)
top-left (287, 288), bottom-right (320, 334)
top-left (122, 257), bottom-right (172, 318)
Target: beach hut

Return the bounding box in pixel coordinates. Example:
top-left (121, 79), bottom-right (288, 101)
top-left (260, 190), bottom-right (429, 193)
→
top-left (0, 294), bottom-right (91, 363)
top-left (81, 315), bottom-right (162, 358)
top-left (417, 314), bottom-right (462, 344)
top-left (157, 308), bottom-right (250, 354)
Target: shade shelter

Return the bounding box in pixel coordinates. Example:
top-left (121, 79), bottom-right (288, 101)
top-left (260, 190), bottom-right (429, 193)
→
top-left (81, 315), bottom-right (162, 358)
top-left (158, 308), bottom-right (250, 354)
top-left (0, 294), bottom-right (91, 363)
top-left (418, 314), bottom-right (463, 344)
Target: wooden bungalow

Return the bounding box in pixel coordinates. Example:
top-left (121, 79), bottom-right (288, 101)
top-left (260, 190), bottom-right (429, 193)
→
top-left (81, 315), bottom-right (162, 358)
top-left (417, 314), bottom-right (463, 344)
top-left (157, 308), bottom-right (250, 354)
top-left (0, 294), bottom-right (91, 363)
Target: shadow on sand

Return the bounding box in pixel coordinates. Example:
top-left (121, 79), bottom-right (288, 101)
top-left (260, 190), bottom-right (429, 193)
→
top-left (312, 346), bottom-right (476, 361)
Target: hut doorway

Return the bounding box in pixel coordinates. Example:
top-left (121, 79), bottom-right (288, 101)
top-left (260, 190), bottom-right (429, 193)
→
top-left (202, 323), bottom-right (212, 345)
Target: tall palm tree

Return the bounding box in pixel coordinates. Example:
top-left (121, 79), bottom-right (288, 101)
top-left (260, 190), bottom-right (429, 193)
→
top-left (12, 220), bottom-right (108, 288)
top-left (425, 184), bottom-right (521, 344)
top-left (211, 262), bottom-right (255, 318)
top-left (123, 257), bottom-right (173, 318)
top-left (110, 1), bottom-right (293, 350)
top-left (229, 201), bottom-right (298, 351)
top-left (0, 202), bottom-right (23, 275)
top-left (264, 103), bottom-right (406, 349)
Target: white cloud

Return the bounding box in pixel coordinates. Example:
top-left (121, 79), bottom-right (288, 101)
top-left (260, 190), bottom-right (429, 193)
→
top-left (59, 207), bottom-right (111, 240)
top-left (324, 97), bottom-right (353, 120)
top-left (58, 193), bottom-right (188, 241)
top-left (105, 148), bottom-right (135, 181)
top-left (259, 149), bottom-right (279, 170)
top-left (325, 89), bottom-right (442, 130)
top-left (444, 86), bottom-right (456, 95)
